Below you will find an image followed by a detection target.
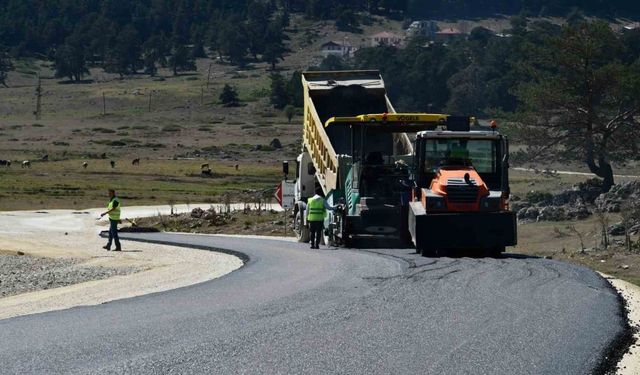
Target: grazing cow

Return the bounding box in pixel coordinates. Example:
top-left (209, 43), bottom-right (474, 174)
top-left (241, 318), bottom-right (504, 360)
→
top-left (201, 168), bottom-right (212, 176)
top-left (132, 158), bottom-right (140, 166)
top-left (110, 160), bottom-right (116, 168)
top-left (201, 163), bottom-right (209, 170)
top-left (234, 164), bottom-right (239, 171)
top-left (0, 160), bottom-right (10, 167)
top-left (22, 160), bottom-right (31, 168)
top-left (100, 153), bottom-right (107, 159)
top-left (41, 154), bottom-right (49, 162)
top-left (82, 162), bottom-right (88, 169)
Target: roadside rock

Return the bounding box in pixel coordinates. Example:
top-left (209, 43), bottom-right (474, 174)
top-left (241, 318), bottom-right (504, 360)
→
top-left (269, 138), bottom-right (283, 149)
top-left (566, 201), bottom-right (591, 220)
top-left (191, 208), bottom-right (205, 218)
top-left (511, 200), bottom-right (531, 213)
top-left (537, 206), bottom-right (567, 221)
top-left (609, 222), bottom-right (626, 236)
top-left (518, 206), bottom-right (539, 221)
top-left (596, 180), bottom-right (640, 213)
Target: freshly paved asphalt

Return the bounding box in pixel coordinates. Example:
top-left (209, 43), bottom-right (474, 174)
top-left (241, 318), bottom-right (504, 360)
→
top-left (0, 233), bottom-right (626, 374)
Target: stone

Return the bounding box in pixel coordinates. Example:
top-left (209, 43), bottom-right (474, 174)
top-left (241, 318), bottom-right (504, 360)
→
top-left (608, 222), bottom-right (626, 236)
top-left (269, 138), bottom-right (283, 149)
top-left (518, 206), bottom-right (539, 221)
top-left (596, 181), bottom-right (640, 213)
top-left (566, 202), bottom-right (591, 220)
top-left (511, 200), bottom-right (531, 213)
top-left (191, 208), bottom-right (205, 218)
top-left (537, 206), bottom-right (567, 221)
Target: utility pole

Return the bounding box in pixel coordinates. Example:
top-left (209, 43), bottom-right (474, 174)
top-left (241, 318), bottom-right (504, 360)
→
top-left (34, 74), bottom-right (42, 120)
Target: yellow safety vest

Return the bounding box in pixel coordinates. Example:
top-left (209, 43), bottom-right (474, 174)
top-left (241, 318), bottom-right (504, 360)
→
top-left (307, 196), bottom-right (326, 222)
top-left (107, 197), bottom-right (121, 221)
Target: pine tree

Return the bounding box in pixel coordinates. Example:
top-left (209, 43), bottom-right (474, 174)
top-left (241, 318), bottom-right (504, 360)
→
top-left (269, 73), bottom-right (289, 109)
top-left (168, 43), bottom-right (197, 76)
top-left (262, 21), bottom-right (286, 70)
top-left (54, 44), bottom-right (90, 82)
top-left (0, 46), bottom-right (14, 87)
top-left (219, 84), bottom-right (239, 107)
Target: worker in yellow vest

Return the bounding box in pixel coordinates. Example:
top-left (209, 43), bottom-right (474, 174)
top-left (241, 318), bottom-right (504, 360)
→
top-left (100, 189), bottom-right (122, 251)
top-left (307, 187), bottom-right (337, 249)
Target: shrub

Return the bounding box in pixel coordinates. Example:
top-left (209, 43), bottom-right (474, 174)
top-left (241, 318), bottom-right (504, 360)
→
top-left (526, 191), bottom-right (553, 204)
top-left (162, 125), bottom-right (182, 132)
top-left (92, 127), bottom-right (116, 133)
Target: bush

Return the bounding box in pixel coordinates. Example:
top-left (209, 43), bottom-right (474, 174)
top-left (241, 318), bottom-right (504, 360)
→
top-left (162, 125), bottom-right (182, 132)
top-left (92, 127), bottom-right (116, 133)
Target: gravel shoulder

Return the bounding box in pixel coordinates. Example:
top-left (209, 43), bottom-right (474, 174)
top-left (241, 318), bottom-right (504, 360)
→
top-left (0, 204), bottom-right (243, 320)
top-left (0, 251), bottom-right (141, 298)
top-left (601, 273), bottom-right (640, 375)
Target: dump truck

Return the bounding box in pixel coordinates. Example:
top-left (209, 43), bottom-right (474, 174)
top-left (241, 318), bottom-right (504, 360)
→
top-left (291, 70), bottom-right (416, 246)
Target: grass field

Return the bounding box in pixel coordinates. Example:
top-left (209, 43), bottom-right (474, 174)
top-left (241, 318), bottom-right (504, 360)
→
top-left (0, 159), bottom-right (281, 210)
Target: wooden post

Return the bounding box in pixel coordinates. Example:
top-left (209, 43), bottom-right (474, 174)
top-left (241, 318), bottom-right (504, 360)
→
top-left (206, 63), bottom-right (213, 89)
top-left (148, 90), bottom-right (152, 112)
top-left (102, 92), bottom-right (106, 115)
top-left (35, 74), bottom-right (42, 120)
top-left (201, 86), bottom-right (204, 105)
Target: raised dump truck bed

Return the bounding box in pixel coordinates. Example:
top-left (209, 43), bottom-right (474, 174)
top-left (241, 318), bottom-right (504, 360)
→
top-left (293, 70), bottom-right (413, 246)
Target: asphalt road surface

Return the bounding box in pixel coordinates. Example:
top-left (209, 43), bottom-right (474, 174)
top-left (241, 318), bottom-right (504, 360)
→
top-left (0, 233), bottom-right (626, 374)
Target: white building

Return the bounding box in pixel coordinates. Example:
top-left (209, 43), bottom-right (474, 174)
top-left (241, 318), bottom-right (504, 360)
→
top-left (320, 41), bottom-right (356, 57)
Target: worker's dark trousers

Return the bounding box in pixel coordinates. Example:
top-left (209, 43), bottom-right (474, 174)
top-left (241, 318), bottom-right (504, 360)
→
top-left (309, 221), bottom-right (323, 248)
top-left (107, 219), bottom-right (121, 250)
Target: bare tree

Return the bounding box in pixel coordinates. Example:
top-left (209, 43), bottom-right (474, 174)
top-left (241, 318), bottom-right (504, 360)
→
top-left (566, 225), bottom-right (586, 253)
top-left (594, 209), bottom-right (610, 250)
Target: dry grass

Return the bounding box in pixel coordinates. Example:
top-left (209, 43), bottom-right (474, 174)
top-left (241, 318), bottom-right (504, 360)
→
top-left (135, 209), bottom-right (294, 237)
top-left (0, 159), bottom-right (280, 210)
top-left (514, 216), bottom-right (640, 286)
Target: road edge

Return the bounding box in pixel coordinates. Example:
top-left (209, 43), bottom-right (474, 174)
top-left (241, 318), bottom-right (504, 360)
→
top-left (99, 231), bottom-right (250, 264)
top-left (593, 273), bottom-right (636, 375)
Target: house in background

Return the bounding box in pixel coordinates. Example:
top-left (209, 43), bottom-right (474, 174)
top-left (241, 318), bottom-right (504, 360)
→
top-left (370, 31), bottom-right (403, 47)
top-left (434, 27), bottom-right (465, 43)
top-left (320, 40), bottom-right (356, 57)
top-left (407, 20), bottom-right (439, 39)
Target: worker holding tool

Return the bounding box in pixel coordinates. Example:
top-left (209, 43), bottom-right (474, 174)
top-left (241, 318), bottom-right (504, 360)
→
top-left (306, 187), bottom-right (338, 249)
top-left (100, 189), bottom-right (122, 251)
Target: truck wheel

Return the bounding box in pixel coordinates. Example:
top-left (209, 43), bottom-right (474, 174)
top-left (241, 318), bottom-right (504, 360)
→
top-left (420, 248), bottom-right (437, 257)
top-left (295, 211), bottom-right (310, 243)
top-left (488, 246), bottom-right (504, 258)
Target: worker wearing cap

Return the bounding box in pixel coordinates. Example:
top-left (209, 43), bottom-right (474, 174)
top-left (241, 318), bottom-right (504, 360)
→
top-left (307, 187), bottom-right (337, 249)
top-left (100, 189), bottom-right (122, 251)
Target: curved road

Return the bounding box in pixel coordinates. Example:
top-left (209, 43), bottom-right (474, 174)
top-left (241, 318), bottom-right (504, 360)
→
top-left (0, 233), bottom-right (626, 374)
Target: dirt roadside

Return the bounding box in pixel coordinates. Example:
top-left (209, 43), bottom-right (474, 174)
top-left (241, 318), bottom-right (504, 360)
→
top-left (0, 204), bottom-right (244, 320)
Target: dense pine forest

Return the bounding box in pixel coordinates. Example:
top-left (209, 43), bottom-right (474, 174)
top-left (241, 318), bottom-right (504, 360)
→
top-left (2, 0), bottom-right (640, 59)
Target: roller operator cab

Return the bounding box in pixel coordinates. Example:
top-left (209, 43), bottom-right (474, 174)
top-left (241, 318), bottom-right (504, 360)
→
top-left (409, 124), bottom-right (517, 256)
